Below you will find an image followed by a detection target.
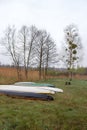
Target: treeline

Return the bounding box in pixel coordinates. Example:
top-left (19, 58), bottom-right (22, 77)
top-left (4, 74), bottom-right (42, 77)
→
top-left (46, 67), bottom-right (87, 76)
top-left (0, 25), bottom-right (58, 80)
top-left (0, 24), bottom-right (84, 81)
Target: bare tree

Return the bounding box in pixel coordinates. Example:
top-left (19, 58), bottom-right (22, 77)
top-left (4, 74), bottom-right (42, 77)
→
top-left (34, 30), bottom-right (47, 79)
top-left (18, 25), bottom-right (38, 79)
top-left (43, 35), bottom-right (58, 77)
top-left (1, 26), bottom-right (21, 80)
top-left (35, 30), bottom-right (58, 79)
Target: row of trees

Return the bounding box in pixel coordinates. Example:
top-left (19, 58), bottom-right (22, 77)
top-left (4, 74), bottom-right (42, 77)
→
top-left (1, 25), bottom-right (58, 80)
top-left (0, 24), bottom-right (82, 80)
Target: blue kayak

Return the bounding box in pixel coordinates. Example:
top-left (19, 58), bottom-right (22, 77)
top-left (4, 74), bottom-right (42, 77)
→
top-left (0, 89), bottom-right (54, 101)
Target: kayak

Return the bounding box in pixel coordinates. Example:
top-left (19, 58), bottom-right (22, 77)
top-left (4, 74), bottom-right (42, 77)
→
top-left (0, 90), bottom-right (54, 101)
top-left (14, 82), bottom-right (35, 86)
top-left (0, 85), bottom-right (55, 94)
top-left (14, 82), bottom-right (63, 93)
top-left (14, 82), bottom-right (55, 87)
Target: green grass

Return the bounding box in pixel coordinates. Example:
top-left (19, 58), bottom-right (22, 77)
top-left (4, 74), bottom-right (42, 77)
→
top-left (0, 78), bottom-right (87, 130)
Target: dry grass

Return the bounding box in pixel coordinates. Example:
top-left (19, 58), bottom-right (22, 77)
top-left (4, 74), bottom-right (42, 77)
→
top-left (0, 67), bottom-right (87, 84)
top-left (0, 67), bottom-right (17, 77)
top-left (0, 67), bottom-right (39, 84)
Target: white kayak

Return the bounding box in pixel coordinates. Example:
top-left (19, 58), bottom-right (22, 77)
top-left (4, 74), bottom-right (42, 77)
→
top-left (38, 87), bottom-right (63, 93)
top-left (14, 82), bottom-right (63, 93)
top-left (0, 85), bottom-right (55, 94)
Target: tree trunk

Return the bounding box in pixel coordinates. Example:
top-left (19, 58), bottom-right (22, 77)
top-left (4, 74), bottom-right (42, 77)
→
top-left (70, 70), bottom-right (73, 81)
top-left (25, 67), bottom-right (28, 79)
top-left (16, 66), bottom-right (22, 81)
top-left (39, 66), bottom-right (42, 80)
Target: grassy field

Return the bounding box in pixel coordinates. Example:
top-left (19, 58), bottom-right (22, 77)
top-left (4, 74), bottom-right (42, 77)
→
top-left (0, 78), bottom-right (87, 130)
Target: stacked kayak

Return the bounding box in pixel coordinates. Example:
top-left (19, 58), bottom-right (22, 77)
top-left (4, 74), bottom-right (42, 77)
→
top-left (0, 82), bottom-right (63, 101)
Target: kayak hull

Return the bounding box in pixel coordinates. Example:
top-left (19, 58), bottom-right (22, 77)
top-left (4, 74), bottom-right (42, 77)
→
top-left (14, 82), bottom-right (63, 93)
top-left (0, 85), bottom-right (55, 94)
top-left (0, 89), bottom-right (54, 101)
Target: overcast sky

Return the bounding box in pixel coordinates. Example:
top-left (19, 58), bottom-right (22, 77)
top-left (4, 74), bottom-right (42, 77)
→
top-left (0, 0), bottom-right (87, 66)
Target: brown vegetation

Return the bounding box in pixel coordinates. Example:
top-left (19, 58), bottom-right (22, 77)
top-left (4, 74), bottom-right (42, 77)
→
top-left (0, 67), bottom-right (39, 84)
top-left (0, 67), bottom-right (87, 84)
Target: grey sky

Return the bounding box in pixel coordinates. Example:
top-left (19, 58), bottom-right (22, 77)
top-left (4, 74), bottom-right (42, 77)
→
top-left (0, 0), bottom-right (87, 66)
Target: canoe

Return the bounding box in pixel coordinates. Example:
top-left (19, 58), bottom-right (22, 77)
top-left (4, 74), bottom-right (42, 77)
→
top-left (14, 82), bottom-right (55, 87)
top-left (0, 85), bottom-right (55, 94)
top-left (14, 82), bottom-right (63, 93)
top-left (0, 90), bottom-right (54, 101)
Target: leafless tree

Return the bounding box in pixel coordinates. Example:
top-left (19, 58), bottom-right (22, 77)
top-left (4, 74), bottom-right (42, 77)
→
top-left (18, 25), bottom-right (38, 79)
top-left (35, 30), bottom-right (58, 79)
top-left (43, 35), bottom-right (58, 77)
top-left (34, 30), bottom-right (47, 79)
top-left (1, 26), bottom-right (22, 80)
